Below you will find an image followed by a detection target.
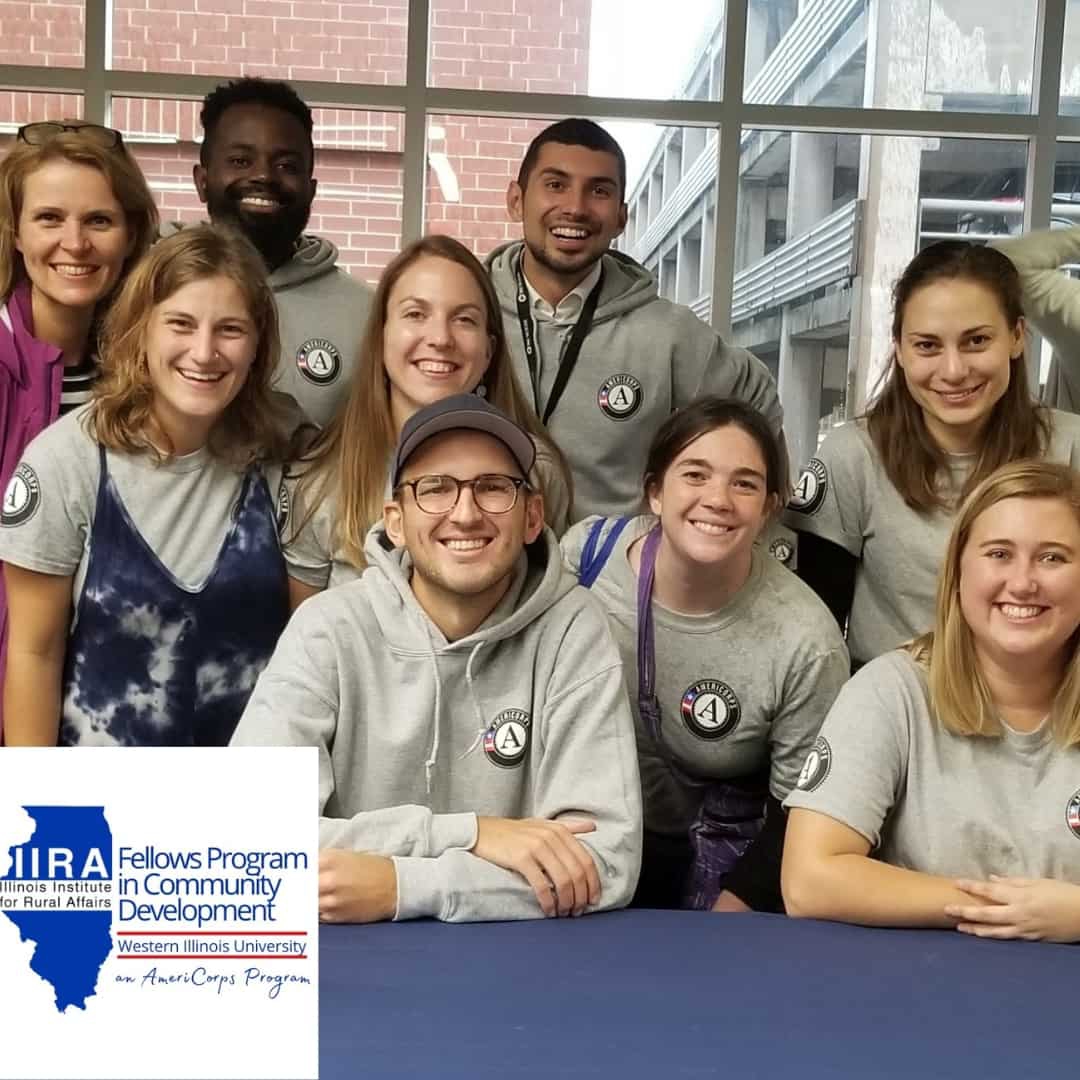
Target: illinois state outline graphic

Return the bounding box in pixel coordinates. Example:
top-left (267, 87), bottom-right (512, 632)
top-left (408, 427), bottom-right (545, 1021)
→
top-left (1, 806), bottom-right (113, 1012)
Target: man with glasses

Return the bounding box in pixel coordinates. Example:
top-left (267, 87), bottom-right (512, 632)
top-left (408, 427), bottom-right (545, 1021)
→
top-left (232, 394), bottom-right (642, 923)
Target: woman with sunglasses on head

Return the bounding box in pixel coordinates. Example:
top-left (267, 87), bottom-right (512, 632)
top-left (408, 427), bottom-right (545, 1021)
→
top-left (784, 459), bottom-right (1080, 941)
top-left (0, 121), bottom-right (158, 737)
top-left (284, 234), bottom-right (572, 606)
top-left (786, 241), bottom-right (1080, 670)
top-left (560, 398), bottom-right (849, 913)
top-left (0, 225), bottom-right (295, 746)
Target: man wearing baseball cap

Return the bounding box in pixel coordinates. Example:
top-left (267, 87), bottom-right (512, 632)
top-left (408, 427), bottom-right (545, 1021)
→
top-left (233, 394), bottom-right (642, 923)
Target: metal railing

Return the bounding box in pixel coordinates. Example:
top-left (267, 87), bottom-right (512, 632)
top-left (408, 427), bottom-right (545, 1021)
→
top-left (630, 132), bottom-right (718, 264)
top-left (744, 0), bottom-right (864, 109)
top-left (731, 198), bottom-right (861, 323)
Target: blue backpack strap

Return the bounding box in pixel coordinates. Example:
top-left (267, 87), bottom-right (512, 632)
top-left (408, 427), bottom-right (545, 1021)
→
top-left (578, 516), bottom-right (631, 588)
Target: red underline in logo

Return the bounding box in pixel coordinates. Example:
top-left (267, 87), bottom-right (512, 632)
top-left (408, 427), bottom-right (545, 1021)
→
top-left (115, 959), bottom-right (308, 967)
top-left (115, 930), bottom-right (308, 936)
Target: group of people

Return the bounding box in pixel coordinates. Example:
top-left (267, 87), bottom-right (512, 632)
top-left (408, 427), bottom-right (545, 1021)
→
top-left (1, 77), bottom-right (1079, 942)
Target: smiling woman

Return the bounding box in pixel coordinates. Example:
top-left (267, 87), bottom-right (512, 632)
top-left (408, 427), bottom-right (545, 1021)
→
top-left (281, 233), bottom-right (572, 605)
top-left (0, 124), bottom-right (158, 740)
top-left (783, 459), bottom-right (1080, 942)
top-left (0, 225), bottom-right (300, 748)
top-left (560, 397), bottom-right (849, 914)
top-left (786, 241), bottom-right (1080, 668)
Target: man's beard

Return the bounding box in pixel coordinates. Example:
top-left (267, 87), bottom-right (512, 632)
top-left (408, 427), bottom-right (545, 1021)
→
top-left (205, 181), bottom-right (312, 270)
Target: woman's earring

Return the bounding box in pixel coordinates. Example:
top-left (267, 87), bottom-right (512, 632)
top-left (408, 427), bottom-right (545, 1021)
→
top-left (475, 383), bottom-right (488, 399)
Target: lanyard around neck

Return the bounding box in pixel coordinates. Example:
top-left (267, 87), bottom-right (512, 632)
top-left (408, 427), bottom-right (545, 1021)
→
top-left (514, 256), bottom-right (603, 426)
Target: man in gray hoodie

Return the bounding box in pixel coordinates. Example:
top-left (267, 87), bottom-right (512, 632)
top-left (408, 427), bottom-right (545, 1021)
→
top-left (487, 119), bottom-right (784, 523)
top-left (232, 394), bottom-right (642, 923)
top-left (193, 78), bottom-right (372, 426)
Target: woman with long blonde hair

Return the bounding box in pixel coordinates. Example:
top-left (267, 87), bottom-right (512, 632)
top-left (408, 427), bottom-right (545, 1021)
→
top-left (284, 234), bottom-right (571, 604)
top-left (783, 459), bottom-right (1080, 941)
top-left (0, 225), bottom-right (295, 746)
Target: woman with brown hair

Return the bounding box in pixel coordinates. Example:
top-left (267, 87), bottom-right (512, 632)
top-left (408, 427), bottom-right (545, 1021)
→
top-left (0, 225), bottom-right (294, 746)
top-left (0, 121), bottom-right (158, 737)
top-left (783, 459), bottom-right (1080, 941)
top-left (785, 240), bottom-right (1080, 668)
top-left (284, 234), bottom-right (571, 604)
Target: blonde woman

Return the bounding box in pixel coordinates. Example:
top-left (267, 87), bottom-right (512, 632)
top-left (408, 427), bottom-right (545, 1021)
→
top-left (783, 459), bottom-right (1080, 942)
top-left (0, 225), bottom-right (294, 746)
top-left (0, 121), bottom-right (158, 736)
top-left (284, 234), bottom-right (572, 606)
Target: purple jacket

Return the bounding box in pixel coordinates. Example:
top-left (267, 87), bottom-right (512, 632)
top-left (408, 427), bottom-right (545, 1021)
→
top-left (0, 280), bottom-right (65, 741)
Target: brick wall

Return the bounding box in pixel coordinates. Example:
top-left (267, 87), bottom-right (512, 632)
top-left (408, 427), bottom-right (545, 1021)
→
top-left (0, 1), bottom-right (590, 282)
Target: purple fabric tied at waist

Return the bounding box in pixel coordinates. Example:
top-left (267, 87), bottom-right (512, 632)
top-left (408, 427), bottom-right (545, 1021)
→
top-left (683, 782), bottom-right (766, 911)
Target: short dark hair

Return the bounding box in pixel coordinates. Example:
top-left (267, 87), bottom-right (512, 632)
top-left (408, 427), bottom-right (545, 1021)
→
top-left (643, 397), bottom-right (784, 505)
top-left (199, 78), bottom-right (314, 169)
top-left (517, 118), bottom-right (627, 197)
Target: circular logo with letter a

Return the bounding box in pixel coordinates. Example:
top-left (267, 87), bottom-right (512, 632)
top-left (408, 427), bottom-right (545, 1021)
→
top-left (1, 463), bottom-right (41, 527)
top-left (787, 458), bottom-right (828, 516)
top-left (597, 374), bottom-right (643, 421)
top-left (769, 537), bottom-right (794, 565)
top-left (680, 680), bottom-right (740, 740)
top-left (296, 338), bottom-right (342, 384)
top-left (1066, 789), bottom-right (1080, 839)
top-left (797, 736), bottom-right (832, 792)
top-left (483, 709), bottom-right (531, 768)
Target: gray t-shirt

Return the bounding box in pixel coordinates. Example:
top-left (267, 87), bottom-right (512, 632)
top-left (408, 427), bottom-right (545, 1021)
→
top-left (0, 407), bottom-right (288, 614)
top-left (561, 514), bottom-right (850, 836)
top-left (784, 410), bottom-right (1080, 663)
top-left (785, 650), bottom-right (1080, 883)
top-left (284, 437), bottom-right (571, 590)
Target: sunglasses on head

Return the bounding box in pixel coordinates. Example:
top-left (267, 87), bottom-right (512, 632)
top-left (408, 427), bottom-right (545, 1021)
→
top-left (16, 121), bottom-right (124, 150)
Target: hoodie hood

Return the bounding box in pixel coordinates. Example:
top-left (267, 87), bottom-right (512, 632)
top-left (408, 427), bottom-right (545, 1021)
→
top-left (486, 240), bottom-right (658, 324)
top-left (161, 221), bottom-right (340, 288)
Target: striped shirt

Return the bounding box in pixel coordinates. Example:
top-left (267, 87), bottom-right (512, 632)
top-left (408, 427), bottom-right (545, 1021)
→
top-left (60, 357), bottom-right (99, 416)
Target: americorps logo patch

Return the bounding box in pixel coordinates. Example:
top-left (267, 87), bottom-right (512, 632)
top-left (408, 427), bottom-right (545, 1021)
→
top-left (295, 338), bottom-right (341, 384)
top-left (788, 458), bottom-right (828, 516)
top-left (483, 709), bottom-right (531, 768)
top-left (796, 736), bottom-right (832, 792)
top-left (1, 463), bottom-right (41, 527)
top-left (597, 374), bottom-right (643, 420)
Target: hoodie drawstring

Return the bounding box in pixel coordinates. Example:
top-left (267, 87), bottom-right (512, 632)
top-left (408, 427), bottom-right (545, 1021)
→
top-left (458, 642), bottom-right (490, 759)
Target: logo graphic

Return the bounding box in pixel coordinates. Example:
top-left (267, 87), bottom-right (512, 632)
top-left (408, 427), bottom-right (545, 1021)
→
top-left (597, 374), bottom-right (643, 420)
top-left (275, 480), bottom-right (291, 535)
top-left (788, 458), bottom-right (828, 516)
top-left (482, 709), bottom-right (531, 768)
top-left (797, 736), bottom-right (832, 791)
top-left (680, 680), bottom-right (740, 740)
top-left (295, 338), bottom-right (341, 384)
top-left (1067, 788), bottom-right (1080, 839)
top-left (769, 537), bottom-right (794, 565)
top-left (1, 463), bottom-right (41, 527)
top-left (1, 806), bottom-right (113, 1012)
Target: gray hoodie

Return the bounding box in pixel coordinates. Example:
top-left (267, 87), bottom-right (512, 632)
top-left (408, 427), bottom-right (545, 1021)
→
top-left (163, 225), bottom-right (372, 427)
top-left (232, 524), bottom-right (643, 922)
top-left (486, 242), bottom-right (783, 521)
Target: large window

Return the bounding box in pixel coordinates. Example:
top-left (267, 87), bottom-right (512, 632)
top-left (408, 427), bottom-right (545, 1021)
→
top-left (1, 0), bottom-right (1078, 470)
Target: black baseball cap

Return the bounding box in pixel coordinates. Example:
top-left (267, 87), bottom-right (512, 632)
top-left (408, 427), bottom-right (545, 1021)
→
top-left (392, 394), bottom-right (537, 487)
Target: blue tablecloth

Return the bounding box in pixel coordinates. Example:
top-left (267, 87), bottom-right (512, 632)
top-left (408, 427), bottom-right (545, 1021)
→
top-left (319, 909), bottom-right (1076, 1079)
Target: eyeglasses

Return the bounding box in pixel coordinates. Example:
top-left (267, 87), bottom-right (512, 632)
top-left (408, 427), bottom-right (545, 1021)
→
top-left (17, 122), bottom-right (124, 150)
top-left (396, 474), bottom-right (528, 515)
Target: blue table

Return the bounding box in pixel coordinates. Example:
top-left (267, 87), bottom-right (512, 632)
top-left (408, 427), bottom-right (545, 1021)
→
top-left (319, 909), bottom-right (1075, 1079)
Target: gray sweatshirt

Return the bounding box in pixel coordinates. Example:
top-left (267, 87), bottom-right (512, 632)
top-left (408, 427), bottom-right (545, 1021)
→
top-left (992, 227), bottom-right (1080, 413)
top-left (163, 225), bottom-right (372, 427)
top-left (232, 524), bottom-right (643, 922)
top-left (486, 242), bottom-right (783, 522)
